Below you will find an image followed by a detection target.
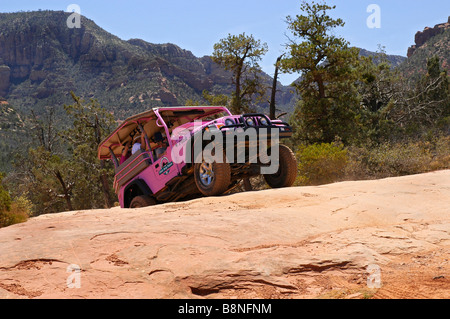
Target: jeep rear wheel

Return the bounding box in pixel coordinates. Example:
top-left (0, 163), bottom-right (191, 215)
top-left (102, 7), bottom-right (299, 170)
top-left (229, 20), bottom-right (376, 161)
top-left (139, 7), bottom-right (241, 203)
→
top-left (194, 159), bottom-right (231, 197)
top-left (130, 195), bottom-right (156, 208)
top-left (264, 144), bottom-right (297, 188)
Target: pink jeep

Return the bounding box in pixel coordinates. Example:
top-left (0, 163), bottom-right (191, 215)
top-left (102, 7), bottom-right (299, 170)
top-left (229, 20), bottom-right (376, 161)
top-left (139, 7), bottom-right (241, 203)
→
top-left (98, 106), bottom-right (297, 208)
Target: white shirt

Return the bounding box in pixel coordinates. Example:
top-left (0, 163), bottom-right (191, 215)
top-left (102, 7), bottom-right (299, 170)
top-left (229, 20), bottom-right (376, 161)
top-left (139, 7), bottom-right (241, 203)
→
top-left (132, 143), bottom-right (141, 154)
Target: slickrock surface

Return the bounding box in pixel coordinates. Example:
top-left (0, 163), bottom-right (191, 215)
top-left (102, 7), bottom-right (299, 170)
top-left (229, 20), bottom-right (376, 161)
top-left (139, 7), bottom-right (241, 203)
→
top-left (0, 170), bottom-right (449, 299)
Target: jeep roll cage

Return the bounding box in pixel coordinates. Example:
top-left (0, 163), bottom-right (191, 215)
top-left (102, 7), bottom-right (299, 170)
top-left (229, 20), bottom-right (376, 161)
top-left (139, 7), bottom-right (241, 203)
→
top-left (98, 106), bottom-right (232, 163)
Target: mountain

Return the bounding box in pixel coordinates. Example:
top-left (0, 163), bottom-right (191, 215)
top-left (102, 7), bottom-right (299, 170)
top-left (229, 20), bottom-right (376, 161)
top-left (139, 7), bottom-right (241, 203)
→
top-left (402, 17), bottom-right (450, 77)
top-left (0, 11), bottom-right (295, 122)
top-left (0, 10), bottom-right (298, 172)
top-left (358, 48), bottom-right (406, 67)
top-left (0, 10), bottom-right (422, 124)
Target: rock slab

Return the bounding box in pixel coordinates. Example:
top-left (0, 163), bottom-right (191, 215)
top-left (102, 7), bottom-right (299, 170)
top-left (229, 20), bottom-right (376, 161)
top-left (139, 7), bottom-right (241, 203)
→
top-left (0, 170), bottom-right (449, 299)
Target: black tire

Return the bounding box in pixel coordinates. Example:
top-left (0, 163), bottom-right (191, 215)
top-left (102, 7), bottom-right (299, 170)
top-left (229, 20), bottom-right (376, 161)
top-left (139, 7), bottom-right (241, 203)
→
top-left (130, 195), bottom-right (156, 208)
top-left (194, 149), bottom-right (231, 196)
top-left (264, 144), bottom-right (297, 188)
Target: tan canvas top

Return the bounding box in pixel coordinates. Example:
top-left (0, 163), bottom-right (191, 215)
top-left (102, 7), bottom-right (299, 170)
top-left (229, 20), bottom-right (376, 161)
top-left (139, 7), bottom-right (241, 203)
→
top-left (97, 106), bottom-right (230, 160)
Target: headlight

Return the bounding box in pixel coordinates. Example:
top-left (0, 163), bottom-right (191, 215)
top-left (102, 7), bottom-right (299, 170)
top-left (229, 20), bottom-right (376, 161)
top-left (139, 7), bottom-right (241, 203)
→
top-left (259, 117), bottom-right (269, 126)
top-left (245, 118), bottom-right (255, 126)
top-left (225, 119), bottom-right (235, 126)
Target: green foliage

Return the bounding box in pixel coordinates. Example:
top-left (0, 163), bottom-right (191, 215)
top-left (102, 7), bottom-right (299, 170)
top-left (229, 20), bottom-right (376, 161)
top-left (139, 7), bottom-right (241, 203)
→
top-left (295, 142), bottom-right (348, 185)
top-left (282, 1), bottom-right (364, 144)
top-left (0, 195), bottom-right (32, 228)
top-left (5, 92), bottom-right (117, 216)
top-left (0, 172), bottom-right (30, 228)
top-left (356, 49), bottom-right (405, 143)
top-left (12, 146), bottom-right (74, 214)
top-left (6, 103), bottom-right (75, 214)
top-left (284, 3), bottom-right (449, 147)
top-left (0, 173), bottom-right (11, 212)
top-left (63, 92), bottom-right (116, 209)
top-left (63, 92), bottom-right (115, 149)
top-left (293, 135), bottom-right (449, 186)
top-left (212, 33), bottom-right (268, 113)
top-left (202, 90), bottom-right (230, 106)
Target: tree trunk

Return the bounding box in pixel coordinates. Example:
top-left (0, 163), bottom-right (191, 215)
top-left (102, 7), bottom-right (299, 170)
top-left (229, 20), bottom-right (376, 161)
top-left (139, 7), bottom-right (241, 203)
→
top-left (270, 54), bottom-right (285, 120)
top-left (94, 116), bottom-right (114, 208)
top-left (99, 160), bottom-right (113, 208)
top-left (54, 170), bottom-right (73, 211)
top-left (316, 77), bottom-right (326, 99)
top-left (234, 66), bottom-right (242, 113)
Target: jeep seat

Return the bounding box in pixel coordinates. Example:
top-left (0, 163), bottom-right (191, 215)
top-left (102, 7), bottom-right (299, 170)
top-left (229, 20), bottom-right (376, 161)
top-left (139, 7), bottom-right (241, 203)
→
top-left (114, 149), bottom-right (152, 190)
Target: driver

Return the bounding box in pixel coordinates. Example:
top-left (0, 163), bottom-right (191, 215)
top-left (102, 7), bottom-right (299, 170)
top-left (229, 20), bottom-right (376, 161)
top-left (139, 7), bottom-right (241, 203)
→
top-left (153, 131), bottom-right (168, 159)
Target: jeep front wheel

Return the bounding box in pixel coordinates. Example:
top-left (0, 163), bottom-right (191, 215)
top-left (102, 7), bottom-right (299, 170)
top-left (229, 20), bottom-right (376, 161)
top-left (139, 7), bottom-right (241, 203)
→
top-left (194, 160), bottom-right (231, 196)
top-left (264, 144), bottom-right (297, 188)
top-left (130, 195), bottom-right (156, 208)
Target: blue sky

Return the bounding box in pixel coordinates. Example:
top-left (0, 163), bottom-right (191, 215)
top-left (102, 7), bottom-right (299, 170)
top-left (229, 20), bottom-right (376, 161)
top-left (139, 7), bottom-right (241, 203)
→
top-left (1, 1), bottom-right (449, 85)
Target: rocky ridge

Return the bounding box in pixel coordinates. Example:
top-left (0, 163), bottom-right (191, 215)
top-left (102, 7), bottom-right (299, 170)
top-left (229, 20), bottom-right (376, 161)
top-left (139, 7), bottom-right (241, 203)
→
top-left (0, 11), bottom-right (295, 119)
top-left (407, 17), bottom-right (450, 58)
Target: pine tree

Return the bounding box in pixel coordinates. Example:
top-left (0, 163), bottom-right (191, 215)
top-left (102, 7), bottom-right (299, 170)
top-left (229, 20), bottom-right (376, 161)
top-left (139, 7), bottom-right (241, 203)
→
top-left (212, 33), bottom-right (268, 113)
top-left (63, 92), bottom-right (116, 208)
top-left (281, 1), bottom-right (363, 144)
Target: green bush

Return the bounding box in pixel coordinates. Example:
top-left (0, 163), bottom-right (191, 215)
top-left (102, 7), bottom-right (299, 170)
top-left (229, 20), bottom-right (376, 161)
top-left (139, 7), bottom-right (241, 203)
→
top-left (0, 173), bottom-right (11, 211)
top-left (0, 173), bottom-right (31, 228)
top-left (295, 142), bottom-right (348, 185)
top-left (0, 199), bottom-right (30, 228)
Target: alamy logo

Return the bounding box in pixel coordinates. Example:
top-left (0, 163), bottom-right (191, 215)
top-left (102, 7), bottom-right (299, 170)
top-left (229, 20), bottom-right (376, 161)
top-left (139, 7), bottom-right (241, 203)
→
top-left (367, 4), bottom-right (381, 29)
top-left (367, 264), bottom-right (382, 288)
top-left (67, 264), bottom-right (81, 289)
top-left (66, 4), bottom-right (81, 29)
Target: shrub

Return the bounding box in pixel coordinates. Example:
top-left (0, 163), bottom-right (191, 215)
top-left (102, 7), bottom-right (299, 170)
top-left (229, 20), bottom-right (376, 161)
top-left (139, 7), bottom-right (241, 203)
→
top-left (295, 142), bottom-right (348, 185)
top-left (0, 173), bottom-right (31, 228)
top-left (0, 197), bottom-right (30, 228)
top-left (345, 135), bottom-right (450, 179)
top-left (362, 142), bottom-right (431, 177)
top-left (0, 173), bottom-right (11, 211)
top-left (430, 135), bottom-right (450, 170)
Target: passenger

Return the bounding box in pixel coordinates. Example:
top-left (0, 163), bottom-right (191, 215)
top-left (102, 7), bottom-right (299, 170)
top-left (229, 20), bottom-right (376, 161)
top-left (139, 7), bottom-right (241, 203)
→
top-left (131, 134), bottom-right (146, 155)
top-left (120, 140), bottom-right (131, 164)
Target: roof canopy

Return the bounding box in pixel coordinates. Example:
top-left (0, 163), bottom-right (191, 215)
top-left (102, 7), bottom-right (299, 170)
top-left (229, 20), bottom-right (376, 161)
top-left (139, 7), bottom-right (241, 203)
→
top-left (97, 106), bottom-right (231, 160)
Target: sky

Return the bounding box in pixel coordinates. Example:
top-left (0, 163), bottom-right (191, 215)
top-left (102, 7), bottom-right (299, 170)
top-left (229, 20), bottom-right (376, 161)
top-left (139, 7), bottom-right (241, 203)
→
top-left (1, 0), bottom-right (449, 85)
